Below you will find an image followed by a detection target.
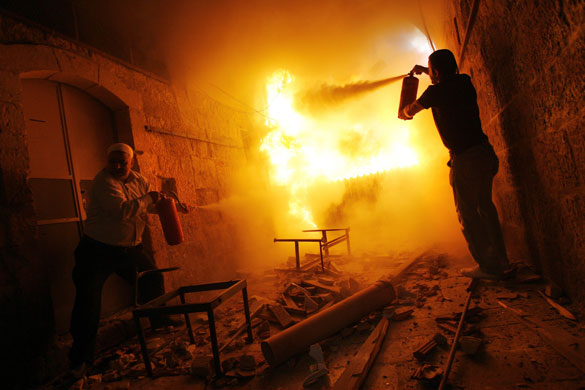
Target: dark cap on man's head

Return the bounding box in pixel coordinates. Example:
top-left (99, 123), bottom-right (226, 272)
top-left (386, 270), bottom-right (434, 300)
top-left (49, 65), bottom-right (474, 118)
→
top-left (429, 49), bottom-right (459, 76)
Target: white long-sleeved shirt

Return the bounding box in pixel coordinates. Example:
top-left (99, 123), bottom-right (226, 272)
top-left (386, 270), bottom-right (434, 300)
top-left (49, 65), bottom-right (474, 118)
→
top-left (84, 169), bottom-right (154, 247)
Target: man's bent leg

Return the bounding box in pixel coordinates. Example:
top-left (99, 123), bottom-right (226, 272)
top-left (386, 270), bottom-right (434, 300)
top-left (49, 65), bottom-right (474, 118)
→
top-left (477, 150), bottom-right (510, 273)
top-left (69, 237), bottom-right (111, 367)
top-left (451, 159), bottom-right (492, 270)
top-left (116, 246), bottom-right (177, 328)
top-left (116, 245), bottom-right (165, 305)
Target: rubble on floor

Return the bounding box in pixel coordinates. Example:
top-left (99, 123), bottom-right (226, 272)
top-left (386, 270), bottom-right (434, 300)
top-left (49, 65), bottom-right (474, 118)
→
top-left (44, 251), bottom-right (585, 390)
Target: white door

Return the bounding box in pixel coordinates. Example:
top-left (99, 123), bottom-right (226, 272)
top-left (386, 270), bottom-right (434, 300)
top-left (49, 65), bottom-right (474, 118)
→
top-left (22, 79), bottom-right (133, 334)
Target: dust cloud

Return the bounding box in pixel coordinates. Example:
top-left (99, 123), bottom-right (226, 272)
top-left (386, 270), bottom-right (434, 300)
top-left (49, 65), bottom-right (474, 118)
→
top-left (158, 0), bottom-right (467, 270)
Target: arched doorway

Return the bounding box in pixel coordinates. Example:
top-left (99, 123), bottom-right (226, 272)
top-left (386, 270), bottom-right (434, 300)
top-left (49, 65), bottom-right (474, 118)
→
top-left (22, 79), bottom-right (134, 334)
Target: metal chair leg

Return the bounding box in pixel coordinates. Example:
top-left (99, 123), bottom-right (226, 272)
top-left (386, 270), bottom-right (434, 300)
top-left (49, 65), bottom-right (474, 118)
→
top-left (180, 291), bottom-right (195, 344)
top-left (207, 309), bottom-right (222, 377)
top-left (134, 314), bottom-right (153, 377)
top-left (242, 287), bottom-right (253, 343)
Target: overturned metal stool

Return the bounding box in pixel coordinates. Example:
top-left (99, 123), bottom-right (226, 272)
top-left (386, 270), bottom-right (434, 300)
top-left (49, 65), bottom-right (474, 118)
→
top-left (132, 279), bottom-right (254, 377)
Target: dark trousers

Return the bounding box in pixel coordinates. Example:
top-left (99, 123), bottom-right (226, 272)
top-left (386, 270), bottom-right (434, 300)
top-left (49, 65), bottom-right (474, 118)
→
top-left (69, 236), bottom-right (164, 366)
top-left (450, 142), bottom-right (510, 275)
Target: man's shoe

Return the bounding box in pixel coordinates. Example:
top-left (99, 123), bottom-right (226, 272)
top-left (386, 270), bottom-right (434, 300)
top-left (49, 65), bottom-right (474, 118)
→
top-left (502, 264), bottom-right (517, 279)
top-left (461, 266), bottom-right (505, 281)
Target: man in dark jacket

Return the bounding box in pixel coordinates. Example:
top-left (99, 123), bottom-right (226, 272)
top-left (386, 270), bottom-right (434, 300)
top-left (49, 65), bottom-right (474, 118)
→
top-left (399, 49), bottom-right (511, 280)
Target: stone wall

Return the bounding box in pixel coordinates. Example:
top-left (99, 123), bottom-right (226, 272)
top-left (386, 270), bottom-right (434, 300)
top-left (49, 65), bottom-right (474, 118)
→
top-left (0, 13), bottom-right (255, 387)
top-left (445, 1), bottom-right (585, 302)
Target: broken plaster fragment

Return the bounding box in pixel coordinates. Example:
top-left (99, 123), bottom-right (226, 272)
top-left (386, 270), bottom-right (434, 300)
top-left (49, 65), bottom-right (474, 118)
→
top-left (309, 343), bottom-right (325, 363)
top-left (239, 354), bottom-right (256, 371)
top-left (221, 357), bottom-right (236, 372)
top-left (411, 364), bottom-right (443, 382)
top-left (303, 363), bottom-right (329, 387)
top-left (102, 370), bottom-right (121, 383)
top-left (190, 355), bottom-right (213, 378)
top-left (318, 277), bottom-right (335, 286)
top-left (459, 336), bottom-right (483, 355)
top-left (392, 308), bottom-right (414, 321)
top-left (304, 344), bottom-right (328, 388)
top-left (87, 374), bottom-right (102, 384)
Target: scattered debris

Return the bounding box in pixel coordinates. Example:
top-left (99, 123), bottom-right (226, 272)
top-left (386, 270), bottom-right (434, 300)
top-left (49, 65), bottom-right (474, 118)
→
top-left (257, 320), bottom-right (271, 340)
top-left (436, 307), bottom-right (485, 330)
top-left (70, 378), bottom-right (85, 390)
top-left (87, 374), bottom-right (102, 384)
top-left (102, 370), bottom-right (121, 383)
top-left (413, 333), bottom-right (448, 361)
top-left (303, 344), bottom-right (329, 387)
top-left (304, 295), bottom-right (320, 314)
top-left (239, 354), bottom-right (256, 371)
top-left (261, 280), bottom-right (396, 367)
top-left (537, 290), bottom-right (577, 321)
top-left (237, 354), bottom-right (257, 376)
top-left (219, 300), bottom-right (264, 353)
top-left (332, 317), bottom-right (390, 390)
top-left (318, 276), bottom-right (335, 286)
top-left (545, 282), bottom-right (563, 299)
top-left (269, 303), bottom-right (296, 328)
top-left (318, 299), bottom-right (336, 313)
top-left (459, 336), bottom-right (483, 355)
top-left (438, 278), bottom-right (480, 390)
top-left (411, 364), bottom-right (443, 382)
top-left (303, 279), bottom-right (343, 295)
top-left (436, 322), bottom-right (457, 334)
top-left (221, 357), bottom-right (237, 372)
top-left (498, 300), bottom-right (585, 374)
top-left (190, 355), bottom-right (213, 378)
top-left (382, 306), bottom-right (395, 319)
top-left (496, 292), bottom-right (519, 300)
top-left (391, 308), bottom-right (414, 321)
top-left (396, 285), bottom-right (417, 299)
top-left (515, 267), bottom-right (543, 284)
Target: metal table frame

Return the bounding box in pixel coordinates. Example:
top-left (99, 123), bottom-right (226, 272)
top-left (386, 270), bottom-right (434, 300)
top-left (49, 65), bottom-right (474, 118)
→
top-left (273, 227), bottom-right (351, 271)
top-left (302, 227), bottom-right (351, 257)
top-left (132, 279), bottom-right (253, 377)
top-left (273, 238), bottom-right (324, 270)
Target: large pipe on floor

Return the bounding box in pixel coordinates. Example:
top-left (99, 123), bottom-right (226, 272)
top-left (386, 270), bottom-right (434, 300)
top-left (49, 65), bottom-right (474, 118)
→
top-left (261, 280), bottom-right (396, 366)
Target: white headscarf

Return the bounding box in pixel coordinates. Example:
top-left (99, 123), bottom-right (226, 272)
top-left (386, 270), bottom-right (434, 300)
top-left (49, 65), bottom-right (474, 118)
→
top-left (107, 143), bottom-right (134, 159)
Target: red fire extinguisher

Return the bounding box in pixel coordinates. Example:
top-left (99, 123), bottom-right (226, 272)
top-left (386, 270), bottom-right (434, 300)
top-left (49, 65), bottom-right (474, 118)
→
top-left (398, 72), bottom-right (419, 119)
top-left (156, 192), bottom-right (186, 245)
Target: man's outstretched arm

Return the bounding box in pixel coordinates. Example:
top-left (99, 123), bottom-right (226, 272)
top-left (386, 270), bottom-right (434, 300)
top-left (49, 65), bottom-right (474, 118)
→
top-left (399, 100), bottom-right (425, 120)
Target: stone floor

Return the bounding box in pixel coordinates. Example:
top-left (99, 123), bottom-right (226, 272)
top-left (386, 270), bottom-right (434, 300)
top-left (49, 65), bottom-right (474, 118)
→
top-left (46, 248), bottom-right (585, 390)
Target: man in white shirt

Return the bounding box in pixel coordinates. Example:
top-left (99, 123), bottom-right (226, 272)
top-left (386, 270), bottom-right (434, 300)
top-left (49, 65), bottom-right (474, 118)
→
top-left (69, 143), bottom-right (176, 375)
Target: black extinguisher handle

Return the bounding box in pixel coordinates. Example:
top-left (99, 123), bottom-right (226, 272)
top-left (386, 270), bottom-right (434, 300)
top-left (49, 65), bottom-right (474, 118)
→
top-left (167, 191), bottom-right (189, 213)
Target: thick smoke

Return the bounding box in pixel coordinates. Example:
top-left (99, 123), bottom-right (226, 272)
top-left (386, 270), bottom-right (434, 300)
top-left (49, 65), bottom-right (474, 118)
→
top-left (154, 0), bottom-right (467, 269)
top-left (159, 0), bottom-right (437, 99)
top-left (295, 74), bottom-right (406, 115)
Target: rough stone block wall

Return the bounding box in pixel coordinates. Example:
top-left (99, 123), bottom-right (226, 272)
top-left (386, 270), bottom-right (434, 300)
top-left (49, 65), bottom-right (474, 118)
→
top-left (446, 1), bottom-right (585, 302)
top-left (0, 13), bottom-right (255, 387)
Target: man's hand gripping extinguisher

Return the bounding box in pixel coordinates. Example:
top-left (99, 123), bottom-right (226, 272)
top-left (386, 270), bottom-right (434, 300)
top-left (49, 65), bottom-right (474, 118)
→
top-left (156, 191), bottom-right (188, 245)
top-left (398, 71), bottom-right (419, 119)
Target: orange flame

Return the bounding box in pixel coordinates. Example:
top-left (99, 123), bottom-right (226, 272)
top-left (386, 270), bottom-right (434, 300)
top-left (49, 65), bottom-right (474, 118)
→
top-left (260, 69), bottom-right (418, 227)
